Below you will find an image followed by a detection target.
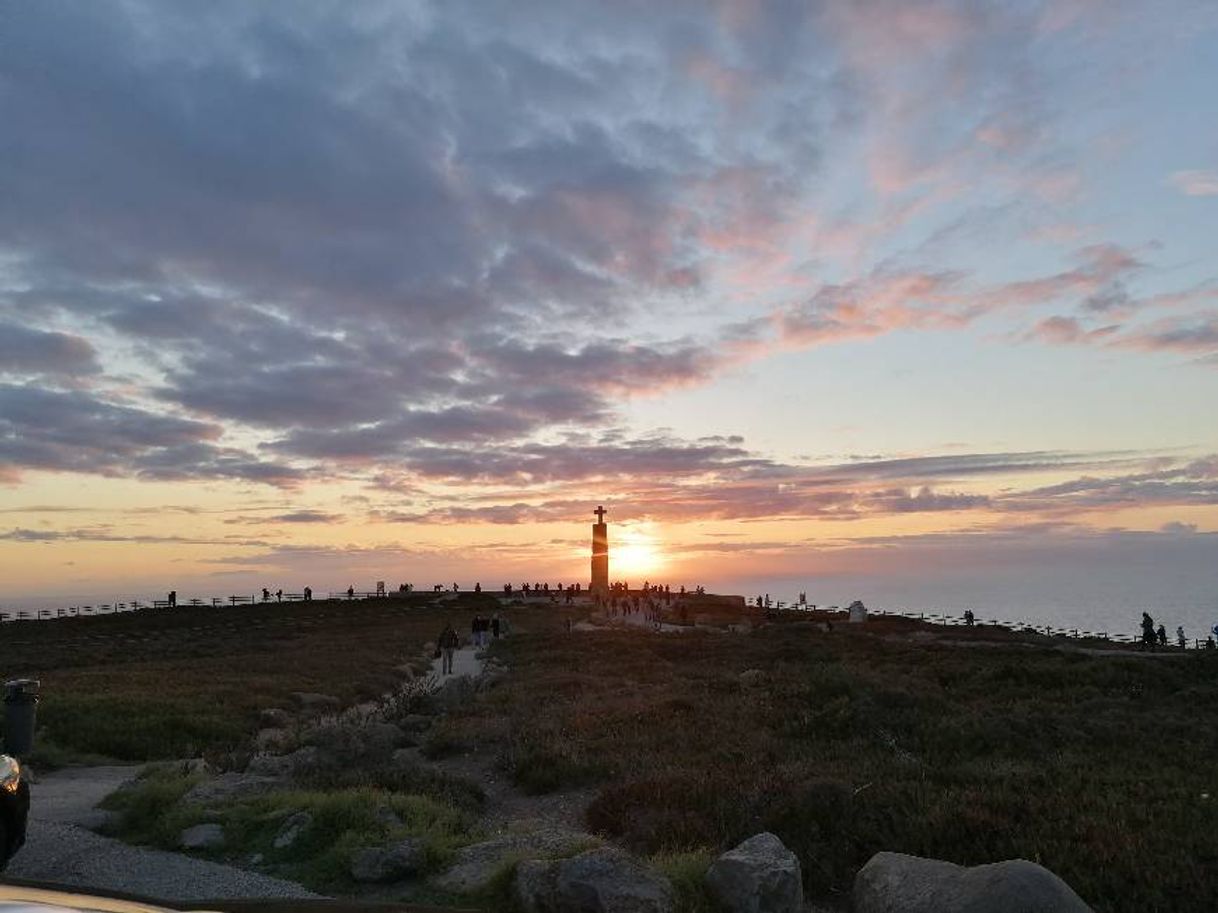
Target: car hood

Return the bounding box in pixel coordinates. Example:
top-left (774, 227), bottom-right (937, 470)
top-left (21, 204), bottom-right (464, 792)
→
top-left (0, 884), bottom-right (207, 912)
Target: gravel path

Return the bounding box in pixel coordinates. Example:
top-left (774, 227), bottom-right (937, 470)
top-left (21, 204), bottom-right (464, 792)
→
top-left (6, 764), bottom-right (320, 903)
top-left (430, 644), bottom-right (484, 678)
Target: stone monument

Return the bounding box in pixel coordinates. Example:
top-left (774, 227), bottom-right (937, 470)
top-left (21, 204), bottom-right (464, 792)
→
top-left (590, 505), bottom-right (609, 593)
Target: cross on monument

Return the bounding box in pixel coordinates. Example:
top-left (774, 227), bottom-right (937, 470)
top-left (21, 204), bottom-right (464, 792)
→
top-left (590, 504), bottom-right (609, 591)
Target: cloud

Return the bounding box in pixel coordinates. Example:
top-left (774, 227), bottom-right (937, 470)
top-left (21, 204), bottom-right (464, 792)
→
top-left (0, 323), bottom-right (100, 377)
top-left (0, 0), bottom-right (1214, 539)
top-left (0, 384), bottom-right (300, 486)
top-left (226, 510), bottom-right (340, 525)
top-left (1169, 169), bottom-right (1218, 197)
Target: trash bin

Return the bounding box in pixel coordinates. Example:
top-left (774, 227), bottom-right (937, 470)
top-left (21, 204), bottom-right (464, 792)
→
top-left (3, 679), bottom-right (39, 757)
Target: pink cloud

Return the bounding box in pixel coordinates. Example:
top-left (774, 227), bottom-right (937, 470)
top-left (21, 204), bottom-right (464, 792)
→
top-left (1024, 316), bottom-right (1120, 345)
top-left (1169, 170), bottom-right (1218, 197)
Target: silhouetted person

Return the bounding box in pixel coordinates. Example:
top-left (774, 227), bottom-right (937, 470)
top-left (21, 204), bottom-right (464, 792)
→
top-left (1140, 612), bottom-right (1155, 650)
top-left (347, 585), bottom-right (355, 600)
top-left (438, 622), bottom-right (459, 675)
top-left (168, 590), bottom-right (176, 608)
top-left (1177, 625), bottom-right (1186, 648)
top-left (1156, 624), bottom-right (1167, 647)
top-left (276, 588), bottom-right (283, 602)
top-left (262, 587), bottom-right (270, 602)
top-left (303, 586), bottom-right (312, 601)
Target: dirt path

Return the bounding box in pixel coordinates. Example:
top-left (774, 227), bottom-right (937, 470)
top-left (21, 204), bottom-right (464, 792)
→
top-left (430, 643), bottom-right (484, 678)
top-left (5, 765), bottom-right (320, 904)
top-left (421, 640), bottom-right (595, 835)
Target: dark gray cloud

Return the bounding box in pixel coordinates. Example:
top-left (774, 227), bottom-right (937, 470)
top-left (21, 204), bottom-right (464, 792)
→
top-left (1, 0), bottom-right (1214, 517)
top-left (0, 323), bottom-right (100, 377)
top-left (0, 384), bottom-right (299, 485)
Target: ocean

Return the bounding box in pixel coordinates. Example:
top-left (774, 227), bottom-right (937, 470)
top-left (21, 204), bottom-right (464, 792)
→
top-left (718, 567), bottom-right (1218, 643)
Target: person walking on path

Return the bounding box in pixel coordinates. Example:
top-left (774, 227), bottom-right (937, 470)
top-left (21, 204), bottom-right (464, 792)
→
top-left (1156, 624), bottom-right (1167, 647)
top-left (1177, 625), bottom-right (1186, 649)
top-left (437, 622), bottom-right (460, 675)
top-left (1140, 612), bottom-right (1156, 650)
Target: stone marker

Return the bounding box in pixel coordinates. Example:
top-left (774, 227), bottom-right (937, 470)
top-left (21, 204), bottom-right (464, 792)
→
top-left (705, 832), bottom-right (802, 913)
top-left (854, 852), bottom-right (1093, 913)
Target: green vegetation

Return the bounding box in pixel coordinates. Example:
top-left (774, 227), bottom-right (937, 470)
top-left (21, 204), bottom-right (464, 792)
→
top-left (101, 764), bottom-right (482, 893)
top-left (650, 849), bottom-right (716, 913)
top-left (448, 613), bottom-right (1218, 913)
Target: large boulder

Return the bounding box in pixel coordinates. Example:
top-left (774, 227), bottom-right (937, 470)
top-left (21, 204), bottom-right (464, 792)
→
top-left (349, 838), bottom-right (427, 883)
top-left (431, 828), bottom-right (596, 894)
top-left (514, 847), bottom-right (674, 913)
top-left (854, 852), bottom-right (1093, 913)
top-left (705, 832), bottom-right (802, 913)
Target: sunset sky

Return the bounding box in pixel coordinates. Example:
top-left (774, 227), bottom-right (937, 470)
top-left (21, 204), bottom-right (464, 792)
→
top-left (2, 1), bottom-right (1217, 606)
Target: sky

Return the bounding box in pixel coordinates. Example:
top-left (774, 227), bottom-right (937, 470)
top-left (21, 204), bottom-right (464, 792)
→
top-left (2, 0), bottom-right (1217, 610)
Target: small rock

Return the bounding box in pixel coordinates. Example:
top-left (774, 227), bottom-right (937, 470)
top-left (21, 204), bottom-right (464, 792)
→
top-left (183, 772), bottom-right (285, 805)
top-left (255, 727), bottom-right (293, 752)
top-left (246, 745), bottom-right (320, 780)
top-left (514, 847), bottom-right (674, 913)
top-left (179, 823), bottom-right (225, 850)
top-left (705, 832), bottom-right (802, 913)
top-left (853, 852), bottom-right (1094, 913)
top-left (349, 839), bottom-right (427, 883)
top-left (180, 757), bottom-right (212, 776)
top-left (273, 811), bottom-right (313, 850)
top-left (739, 669), bottom-right (767, 688)
top-left (259, 707), bottom-right (292, 728)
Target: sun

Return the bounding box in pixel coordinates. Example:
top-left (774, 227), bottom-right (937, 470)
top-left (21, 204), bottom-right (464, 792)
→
top-left (613, 529), bottom-right (665, 579)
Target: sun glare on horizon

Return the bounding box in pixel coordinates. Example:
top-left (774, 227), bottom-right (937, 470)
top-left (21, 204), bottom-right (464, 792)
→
top-left (612, 527), bottom-right (665, 579)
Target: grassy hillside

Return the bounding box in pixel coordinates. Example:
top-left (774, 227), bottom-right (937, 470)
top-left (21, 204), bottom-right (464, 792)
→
top-left (0, 594), bottom-right (486, 762)
top-left (454, 613), bottom-right (1217, 913)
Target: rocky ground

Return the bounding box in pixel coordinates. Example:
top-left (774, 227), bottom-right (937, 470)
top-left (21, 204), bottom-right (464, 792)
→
top-left (7, 765), bottom-right (320, 903)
